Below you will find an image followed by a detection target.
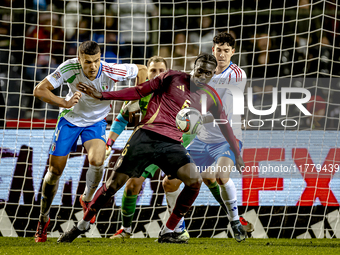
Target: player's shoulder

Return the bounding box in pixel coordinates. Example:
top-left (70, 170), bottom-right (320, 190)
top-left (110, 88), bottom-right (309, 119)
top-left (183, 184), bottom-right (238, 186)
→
top-left (154, 69), bottom-right (185, 80)
top-left (101, 61), bottom-right (137, 76)
top-left (166, 69), bottom-right (189, 79)
top-left (58, 58), bottom-right (82, 75)
top-left (229, 62), bottom-right (247, 79)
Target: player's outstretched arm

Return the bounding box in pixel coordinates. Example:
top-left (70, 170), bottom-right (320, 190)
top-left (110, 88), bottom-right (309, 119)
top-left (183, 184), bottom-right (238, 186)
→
top-left (34, 78), bottom-right (81, 108)
top-left (208, 94), bottom-right (245, 173)
top-left (77, 82), bottom-right (102, 99)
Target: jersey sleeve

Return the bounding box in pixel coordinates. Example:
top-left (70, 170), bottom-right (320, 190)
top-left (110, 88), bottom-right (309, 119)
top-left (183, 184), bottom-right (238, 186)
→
top-left (102, 62), bottom-right (138, 82)
top-left (230, 68), bottom-right (247, 92)
top-left (101, 71), bottom-right (167, 101)
top-left (207, 87), bottom-right (240, 158)
top-left (46, 61), bottom-right (76, 89)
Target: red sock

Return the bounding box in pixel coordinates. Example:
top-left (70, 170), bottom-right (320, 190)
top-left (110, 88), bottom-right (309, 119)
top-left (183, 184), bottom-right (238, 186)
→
top-left (166, 185), bottom-right (200, 230)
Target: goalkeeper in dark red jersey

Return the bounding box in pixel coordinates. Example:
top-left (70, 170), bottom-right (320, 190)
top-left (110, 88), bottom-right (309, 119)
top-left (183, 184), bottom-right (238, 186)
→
top-left (57, 53), bottom-right (245, 244)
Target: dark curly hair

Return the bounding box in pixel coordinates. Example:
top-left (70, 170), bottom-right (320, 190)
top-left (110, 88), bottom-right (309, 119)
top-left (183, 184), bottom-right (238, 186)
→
top-left (213, 32), bottom-right (235, 48)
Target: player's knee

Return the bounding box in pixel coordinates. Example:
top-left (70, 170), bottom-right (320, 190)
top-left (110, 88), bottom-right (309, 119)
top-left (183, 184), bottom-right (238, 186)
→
top-left (162, 178), bottom-right (172, 192)
top-left (216, 177), bottom-right (230, 185)
top-left (126, 181), bottom-right (141, 195)
top-left (88, 158), bottom-right (104, 167)
top-left (186, 176), bottom-right (202, 189)
top-left (163, 178), bottom-right (181, 192)
top-left (44, 171), bottom-right (61, 185)
top-left (203, 178), bottom-right (216, 187)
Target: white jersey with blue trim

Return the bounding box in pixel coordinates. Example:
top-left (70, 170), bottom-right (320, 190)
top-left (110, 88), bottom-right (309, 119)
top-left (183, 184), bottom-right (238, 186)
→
top-left (47, 58), bottom-right (138, 127)
top-left (197, 61), bottom-right (247, 143)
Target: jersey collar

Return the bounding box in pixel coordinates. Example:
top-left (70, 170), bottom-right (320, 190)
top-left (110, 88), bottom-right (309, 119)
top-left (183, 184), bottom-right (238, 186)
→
top-left (95, 62), bottom-right (103, 79)
top-left (221, 61), bottom-right (233, 74)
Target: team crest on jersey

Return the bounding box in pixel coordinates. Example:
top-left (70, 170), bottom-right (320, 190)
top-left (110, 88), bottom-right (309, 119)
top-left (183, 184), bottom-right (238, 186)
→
top-left (51, 142), bottom-right (56, 152)
top-left (177, 85), bottom-right (185, 92)
top-left (102, 83), bottom-right (108, 91)
top-left (52, 71), bottom-right (61, 80)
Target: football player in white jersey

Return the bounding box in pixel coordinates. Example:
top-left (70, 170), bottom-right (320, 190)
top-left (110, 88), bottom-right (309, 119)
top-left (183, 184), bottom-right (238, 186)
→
top-left (32, 41), bottom-right (147, 242)
top-left (162, 32), bottom-right (254, 242)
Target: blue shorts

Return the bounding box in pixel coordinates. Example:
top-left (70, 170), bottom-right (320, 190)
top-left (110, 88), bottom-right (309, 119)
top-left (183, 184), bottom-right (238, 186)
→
top-left (49, 117), bottom-right (107, 156)
top-left (186, 137), bottom-right (242, 170)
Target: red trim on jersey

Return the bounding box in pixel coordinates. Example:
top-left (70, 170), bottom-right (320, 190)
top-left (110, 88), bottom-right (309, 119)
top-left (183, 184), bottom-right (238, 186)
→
top-left (106, 76), bottom-right (119, 83)
top-left (102, 64), bottom-right (127, 74)
top-left (230, 64), bottom-right (242, 82)
top-left (102, 65), bottom-right (127, 76)
top-left (102, 68), bottom-right (127, 77)
top-left (102, 68), bottom-right (126, 76)
top-left (115, 118), bottom-right (120, 122)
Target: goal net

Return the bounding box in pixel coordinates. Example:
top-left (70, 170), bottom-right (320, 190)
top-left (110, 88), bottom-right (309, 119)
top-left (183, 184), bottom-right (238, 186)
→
top-left (1, 0), bottom-right (340, 239)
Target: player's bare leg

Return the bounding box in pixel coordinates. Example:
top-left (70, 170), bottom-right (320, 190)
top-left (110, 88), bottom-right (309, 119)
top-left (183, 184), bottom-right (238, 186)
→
top-left (212, 156), bottom-right (247, 242)
top-left (35, 154), bottom-right (68, 242)
top-left (80, 139), bottom-right (106, 223)
top-left (57, 170), bottom-right (130, 243)
top-left (163, 159), bottom-right (254, 242)
top-left (159, 163), bottom-right (202, 243)
top-left (110, 176), bottom-right (145, 239)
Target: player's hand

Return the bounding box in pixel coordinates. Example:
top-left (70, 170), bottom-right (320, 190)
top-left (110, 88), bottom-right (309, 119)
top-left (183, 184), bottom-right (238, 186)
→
top-left (77, 82), bottom-right (102, 99)
top-left (122, 100), bottom-right (140, 123)
top-left (235, 155), bottom-right (245, 174)
top-left (63, 91), bottom-right (81, 108)
top-left (122, 100), bottom-right (140, 114)
top-left (105, 144), bottom-right (112, 160)
top-left (105, 138), bottom-right (115, 160)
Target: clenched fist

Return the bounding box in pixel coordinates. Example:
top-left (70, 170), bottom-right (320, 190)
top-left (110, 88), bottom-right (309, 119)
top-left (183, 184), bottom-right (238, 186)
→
top-left (63, 91), bottom-right (82, 108)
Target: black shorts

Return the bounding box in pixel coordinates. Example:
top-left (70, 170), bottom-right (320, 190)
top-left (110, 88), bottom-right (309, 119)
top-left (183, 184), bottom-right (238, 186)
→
top-left (114, 128), bottom-right (193, 178)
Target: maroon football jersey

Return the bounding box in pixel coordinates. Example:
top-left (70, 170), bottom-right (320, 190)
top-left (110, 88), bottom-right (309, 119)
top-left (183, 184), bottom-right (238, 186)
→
top-left (102, 70), bottom-right (240, 157)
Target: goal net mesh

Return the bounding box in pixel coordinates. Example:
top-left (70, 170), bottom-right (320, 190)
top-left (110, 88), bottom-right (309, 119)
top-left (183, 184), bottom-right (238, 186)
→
top-left (0, 0), bottom-right (340, 239)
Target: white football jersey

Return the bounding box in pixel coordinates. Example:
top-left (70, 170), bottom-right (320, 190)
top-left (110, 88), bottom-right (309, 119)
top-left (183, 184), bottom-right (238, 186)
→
top-left (47, 58), bottom-right (138, 127)
top-left (197, 62), bottom-right (247, 143)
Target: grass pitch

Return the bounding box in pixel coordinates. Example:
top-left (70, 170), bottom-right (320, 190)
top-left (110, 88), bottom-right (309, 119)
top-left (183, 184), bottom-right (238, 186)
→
top-left (1, 237), bottom-right (340, 255)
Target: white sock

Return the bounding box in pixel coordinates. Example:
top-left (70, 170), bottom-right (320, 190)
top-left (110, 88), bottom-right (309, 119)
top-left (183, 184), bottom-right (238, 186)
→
top-left (77, 219), bottom-right (90, 231)
top-left (219, 179), bottom-right (239, 221)
top-left (174, 217), bottom-right (184, 233)
top-left (165, 189), bottom-right (181, 214)
top-left (166, 189), bottom-right (185, 233)
top-left (82, 164), bottom-right (104, 202)
top-left (161, 226), bottom-right (173, 235)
